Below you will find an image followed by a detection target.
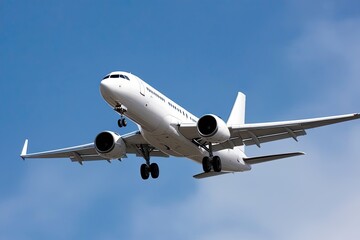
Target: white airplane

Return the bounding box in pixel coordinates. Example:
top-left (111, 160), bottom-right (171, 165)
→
top-left (21, 71), bottom-right (360, 179)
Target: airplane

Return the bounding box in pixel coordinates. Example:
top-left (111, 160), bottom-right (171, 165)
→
top-left (20, 71), bottom-right (360, 179)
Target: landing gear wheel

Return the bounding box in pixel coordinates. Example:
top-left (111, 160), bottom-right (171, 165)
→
top-left (212, 156), bottom-right (222, 172)
top-left (117, 119), bottom-right (123, 128)
top-left (118, 118), bottom-right (127, 128)
top-left (202, 156), bottom-right (212, 173)
top-left (150, 163), bottom-right (159, 179)
top-left (121, 118), bottom-right (127, 127)
top-left (140, 164), bottom-right (150, 180)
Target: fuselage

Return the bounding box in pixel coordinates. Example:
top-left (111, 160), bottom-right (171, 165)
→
top-left (100, 71), bottom-right (250, 172)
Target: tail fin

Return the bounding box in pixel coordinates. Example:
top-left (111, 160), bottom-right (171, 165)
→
top-left (227, 92), bottom-right (246, 151)
top-left (227, 92), bottom-right (246, 125)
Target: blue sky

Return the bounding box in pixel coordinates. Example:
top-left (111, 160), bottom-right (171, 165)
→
top-left (1, 1), bottom-right (360, 239)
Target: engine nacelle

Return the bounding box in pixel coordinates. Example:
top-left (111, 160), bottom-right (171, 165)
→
top-left (94, 131), bottom-right (126, 159)
top-left (197, 114), bottom-right (230, 143)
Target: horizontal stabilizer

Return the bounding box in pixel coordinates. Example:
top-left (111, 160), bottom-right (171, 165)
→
top-left (243, 152), bottom-right (305, 165)
top-left (193, 171), bottom-right (232, 179)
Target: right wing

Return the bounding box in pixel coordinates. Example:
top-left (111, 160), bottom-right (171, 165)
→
top-left (229, 113), bottom-right (360, 147)
top-left (20, 131), bottom-right (169, 164)
top-left (179, 113), bottom-right (360, 149)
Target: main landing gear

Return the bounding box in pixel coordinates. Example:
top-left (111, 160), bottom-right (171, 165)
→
top-left (140, 162), bottom-right (159, 180)
top-left (202, 155), bottom-right (222, 173)
top-left (139, 145), bottom-right (159, 180)
top-left (201, 143), bottom-right (222, 173)
top-left (114, 105), bottom-right (127, 128)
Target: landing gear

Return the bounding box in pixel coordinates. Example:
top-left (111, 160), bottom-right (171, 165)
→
top-left (117, 118), bottom-right (127, 128)
top-left (139, 144), bottom-right (159, 180)
top-left (199, 142), bottom-right (222, 173)
top-left (140, 163), bottom-right (159, 180)
top-left (212, 156), bottom-right (222, 172)
top-left (140, 164), bottom-right (150, 179)
top-left (114, 105), bottom-right (127, 128)
top-left (202, 155), bottom-right (222, 172)
top-left (202, 156), bottom-right (212, 172)
top-left (150, 163), bottom-right (159, 178)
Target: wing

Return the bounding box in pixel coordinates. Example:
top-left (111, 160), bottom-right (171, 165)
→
top-left (20, 131), bottom-right (169, 164)
top-left (179, 113), bottom-right (360, 149)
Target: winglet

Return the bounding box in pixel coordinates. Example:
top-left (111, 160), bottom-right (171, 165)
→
top-left (20, 139), bottom-right (29, 160)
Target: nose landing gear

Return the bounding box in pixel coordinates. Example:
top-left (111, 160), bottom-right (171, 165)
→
top-left (114, 105), bottom-right (128, 128)
top-left (117, 118), bottom-right (127, 128)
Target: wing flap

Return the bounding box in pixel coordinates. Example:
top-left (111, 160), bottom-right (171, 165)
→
top-left (242, 129), bottom-right (307, 147)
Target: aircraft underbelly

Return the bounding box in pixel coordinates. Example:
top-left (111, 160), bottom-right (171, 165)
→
top-left (141, 128), bottom-right (204, 160)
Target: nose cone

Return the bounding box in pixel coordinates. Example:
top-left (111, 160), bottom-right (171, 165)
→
top-left (100, 79), bottom-right (118, 106)
top-left (100, 79), bottom-right (114, 97)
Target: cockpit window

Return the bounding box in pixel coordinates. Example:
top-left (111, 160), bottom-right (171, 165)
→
top-left (120, 75), bottom-right (130, 80)
top-left (106, 73), bottom-right (130, 80)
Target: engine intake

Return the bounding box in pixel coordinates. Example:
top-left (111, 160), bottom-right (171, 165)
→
top-left (94, 131), bottom-right (126, 159)
top-left (197, 114), bottom-right (230, 143)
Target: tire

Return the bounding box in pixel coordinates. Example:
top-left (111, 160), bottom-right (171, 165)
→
top-left (140, 164), bottom-right (150, 180)
top-left (212, 156), bottom-right (222, 172)
top-left (202, 156), bottom-right (211, 172)
top-left (150, 163), bottom-right (159, 179)
top-left (121, 118), bottom-right (127, 127)
top-left (117, 119), bottom-right (123, 128)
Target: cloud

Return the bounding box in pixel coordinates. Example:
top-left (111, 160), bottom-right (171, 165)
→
top-left (287, 17), bottom-right (360, 111)
top-left (0, 163), bottom-right (112, 239)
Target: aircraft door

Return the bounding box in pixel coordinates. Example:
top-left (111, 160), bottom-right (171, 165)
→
top-left (137, 78), bottom-right (145, 96)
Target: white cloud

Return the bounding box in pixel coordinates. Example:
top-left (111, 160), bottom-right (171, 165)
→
top-left (287, 18), bottom-right (360, 112)
top-left (0, 163), bottom-right (112, 239)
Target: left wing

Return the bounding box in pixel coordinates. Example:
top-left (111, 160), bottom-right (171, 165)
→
top-left (179, 113), bottom-right (360, 149)
top-left (20, 131), bottom-right (169, 164)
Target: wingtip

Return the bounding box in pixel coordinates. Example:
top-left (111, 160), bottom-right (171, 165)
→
top-left (20, 139), bottom-right (29, 160)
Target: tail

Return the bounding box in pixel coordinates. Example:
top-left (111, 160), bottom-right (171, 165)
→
top-left (227, 92), bottom-right (246, 152)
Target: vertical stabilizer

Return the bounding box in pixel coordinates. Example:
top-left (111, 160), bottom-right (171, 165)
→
top-left (227, 92), bottom-right (246, 125)
top-left (227, 92), bottom-right (246, 151)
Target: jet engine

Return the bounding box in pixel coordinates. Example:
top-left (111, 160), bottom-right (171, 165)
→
top-left (197, 114), bottom-right (230, 143)
top-left (94, 131), bottom-right (126, 159)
